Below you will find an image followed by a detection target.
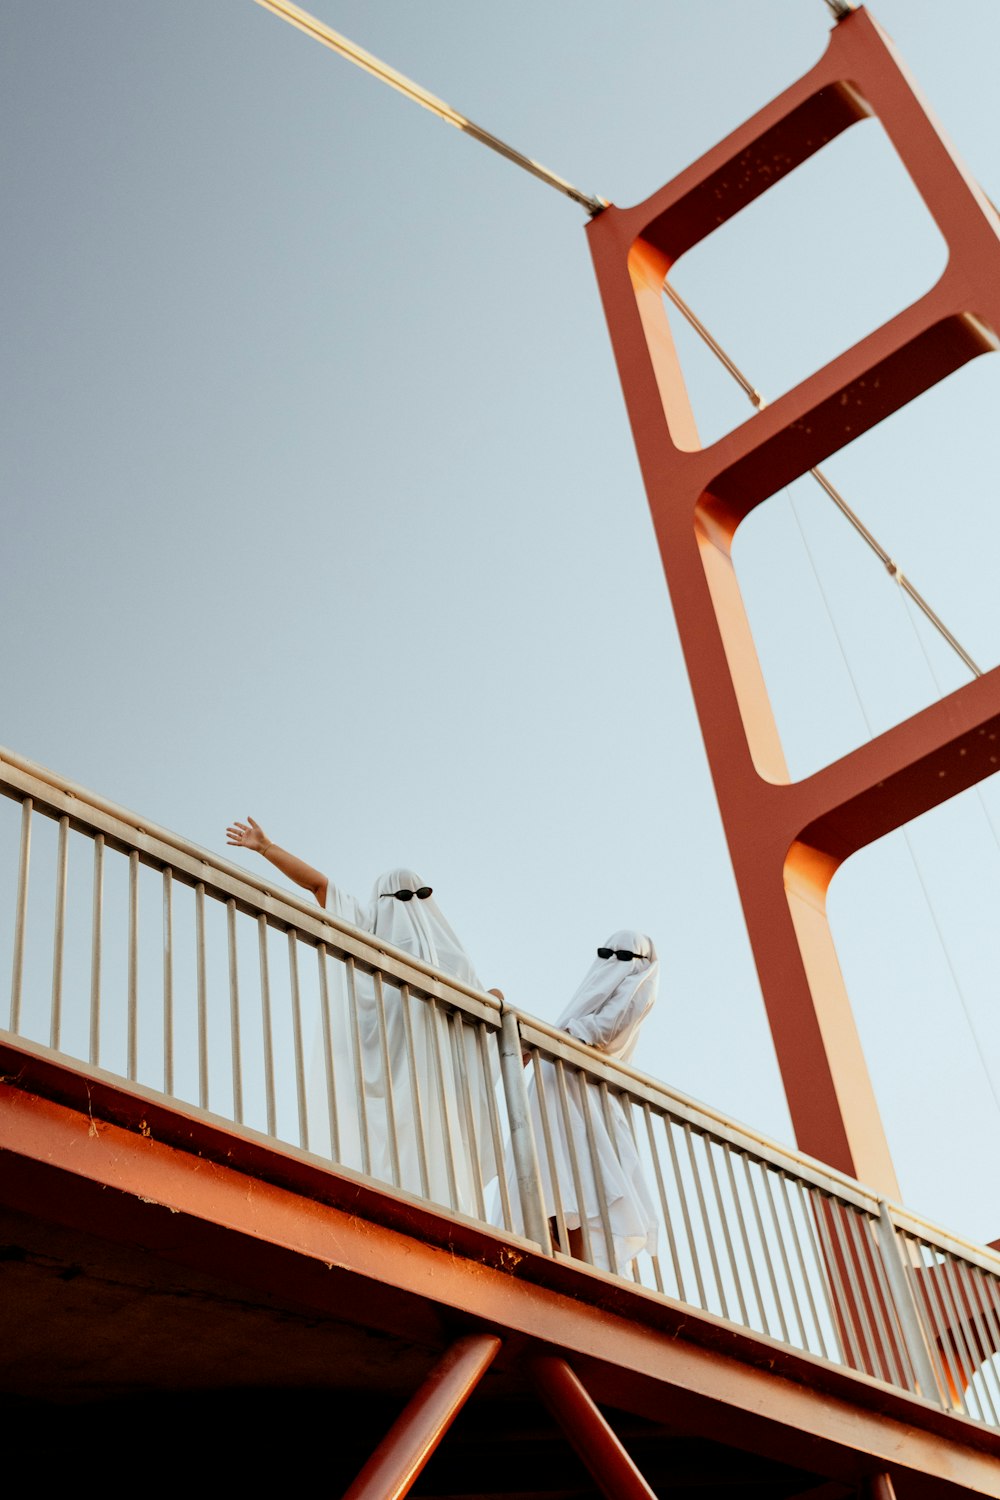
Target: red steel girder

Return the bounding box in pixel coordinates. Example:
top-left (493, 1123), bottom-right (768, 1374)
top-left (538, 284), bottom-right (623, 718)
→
top-left (1, 1044), bottom-right (998, 1499)
top-left (586, 6), bottom-right (1000, 1194)
top-left (531, 1354), bottom-right (658, 1499)
top-left (343, 1333), bottom-right (502, 1500)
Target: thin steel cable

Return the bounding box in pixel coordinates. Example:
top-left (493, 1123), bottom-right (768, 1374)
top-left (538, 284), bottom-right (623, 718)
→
top-left (789, 492), bottom-right (1000, 1121)
top-left (254, 0), bottom-right (606, 214)
top-left (661, 280), bottom-right (982, 678)
top-left (257, 0), bottom-right (981, 683)
top-left (898, 584), bottom-right (1000, 853)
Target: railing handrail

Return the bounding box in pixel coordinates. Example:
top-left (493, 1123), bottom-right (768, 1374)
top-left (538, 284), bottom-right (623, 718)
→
top-left (516, 1011), bottom-right (884, 1215)
top-left (6, 737), bottom-right (1000, 1276)
top-left (886, 1201), bottom-right (1000, 1276)
top-left (5, 738), bottom-right (1000, 1416)
top-left (0, 742), bottom-right (502, 1026)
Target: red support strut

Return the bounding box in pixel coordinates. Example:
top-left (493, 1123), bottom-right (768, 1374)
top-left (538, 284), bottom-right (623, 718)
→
top-left (344, 1332), bottom-right (501, 1500)
top-left (530, 1353), bottom-right (659, 1500)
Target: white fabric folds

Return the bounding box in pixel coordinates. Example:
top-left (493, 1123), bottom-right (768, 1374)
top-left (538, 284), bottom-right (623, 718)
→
top-left (323, 868), bottom-right (498, 1216)
top-left (506, 929), bottom-right (660, 1274)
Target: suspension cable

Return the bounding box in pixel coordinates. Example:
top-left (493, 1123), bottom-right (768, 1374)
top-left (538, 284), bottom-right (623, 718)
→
top-left (256, 0), bottom-right (978, 677)
top-left (254, 0), bottom-right (606, 214)
top-left (661, 280), bottom-right (983, 678)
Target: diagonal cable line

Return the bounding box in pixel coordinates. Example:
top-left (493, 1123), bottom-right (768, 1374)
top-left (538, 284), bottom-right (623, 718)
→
top-left (254, 0), bottom-right (606, 213)
top-left (256, 0), bottom-right (981, 682)
top-left (661, 280), bottom-right (982, 679)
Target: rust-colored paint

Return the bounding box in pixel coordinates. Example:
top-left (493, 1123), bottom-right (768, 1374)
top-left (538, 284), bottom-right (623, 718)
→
top-left (2, 1053), bottom-right (997, 1498)
top-left (586, 7), bottom-right (1000, 1193)
top-left (913, 1261), bottom-right (1000, 1408)
top-left (869, 1476), bottom-right (899, 1500)
top-left (531, 1354), bottom-right (658, 1499)
top-left (343, 1333), bottom-right (502, 1500)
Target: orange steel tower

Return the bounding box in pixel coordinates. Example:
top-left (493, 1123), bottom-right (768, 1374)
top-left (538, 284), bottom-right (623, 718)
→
top-left (587, 5), bottom-right (1000, 1199)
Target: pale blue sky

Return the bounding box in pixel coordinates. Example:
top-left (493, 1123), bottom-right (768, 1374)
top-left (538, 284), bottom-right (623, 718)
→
top-left (3, 1), bottom-right (1000, 1240)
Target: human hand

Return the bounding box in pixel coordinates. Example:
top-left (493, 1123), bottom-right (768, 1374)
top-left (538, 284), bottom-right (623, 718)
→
top-left (226, 816), bottom-right (270, 855)
top-left (487, 987), bottom-right (505, 1002)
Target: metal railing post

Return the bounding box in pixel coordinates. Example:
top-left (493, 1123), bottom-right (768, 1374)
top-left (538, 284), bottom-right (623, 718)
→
top-left (498, 1008), bottom-right (549, 1250)
top-left (874, 1200), bottom-right (946, 1407)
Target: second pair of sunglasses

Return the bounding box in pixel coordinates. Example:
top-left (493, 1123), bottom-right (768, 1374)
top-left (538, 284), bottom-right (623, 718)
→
top-left (597, 947), bottom-right (646, 962)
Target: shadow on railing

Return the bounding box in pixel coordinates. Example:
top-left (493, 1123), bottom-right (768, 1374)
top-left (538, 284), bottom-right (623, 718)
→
top-left (2, 744), bottom-right (1000, 1428)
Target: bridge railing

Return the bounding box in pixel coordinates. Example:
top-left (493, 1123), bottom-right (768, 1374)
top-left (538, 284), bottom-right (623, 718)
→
top-left (0, 745), bottom-right (512, 1227)
top-left (2, 744), bottom-right (999, 1425)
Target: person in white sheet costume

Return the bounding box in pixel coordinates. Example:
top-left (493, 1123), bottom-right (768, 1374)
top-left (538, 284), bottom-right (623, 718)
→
top-left (225, 817), bottom-right (501, 1215)
top-left (507, 930), bottom-right (659, 1275)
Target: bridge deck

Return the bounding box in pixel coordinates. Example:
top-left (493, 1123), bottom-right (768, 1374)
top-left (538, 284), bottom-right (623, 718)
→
top-left (2, 1037), bottom-right (998, 1499)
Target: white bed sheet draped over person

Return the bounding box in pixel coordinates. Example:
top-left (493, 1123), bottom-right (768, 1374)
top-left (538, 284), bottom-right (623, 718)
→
top-left (322, 867), bottom-right (499, 1215)
top-left (504, 930), bottom-right (660, 1275)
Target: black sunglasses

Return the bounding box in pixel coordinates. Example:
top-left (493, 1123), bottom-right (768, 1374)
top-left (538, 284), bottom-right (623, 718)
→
top-left (597, 947), bottom-right (646, 962)
top-left (381, 887), bottom-right (433, 902)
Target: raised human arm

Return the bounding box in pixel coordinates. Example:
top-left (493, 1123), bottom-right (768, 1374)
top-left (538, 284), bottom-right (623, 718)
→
top-left (226, 816), bottom-right (329, 908)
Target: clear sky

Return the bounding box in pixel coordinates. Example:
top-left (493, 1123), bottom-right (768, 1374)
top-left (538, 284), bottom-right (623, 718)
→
top-left (3, 1), bottom-right (1000, 1242)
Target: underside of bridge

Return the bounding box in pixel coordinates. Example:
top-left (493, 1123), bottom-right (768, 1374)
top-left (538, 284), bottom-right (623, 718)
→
top-left (1, 1038), bottom-right (998, 1499)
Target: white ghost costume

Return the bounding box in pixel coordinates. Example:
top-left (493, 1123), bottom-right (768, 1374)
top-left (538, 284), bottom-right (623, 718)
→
top-left (321, 868), bottom-right (498, 1216)
top-left (505, 930), bottom-right (660, 1274)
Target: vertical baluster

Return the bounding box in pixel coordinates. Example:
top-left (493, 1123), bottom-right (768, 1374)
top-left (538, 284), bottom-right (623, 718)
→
top-left (724, 1145), bottom-right (765, 1333)
top-left (816, 1200), bottom-right (870, 1374)
top-left (940, 1258), bottom-right (994, 1422)
top-left (936, 1253), bottom-right (984, 1418)
top-left (162, 868), bottom-right (174, 1096)
top-left (127, 850), bottom-right (139, 1081)
top-left (612, 1087), bottom-right (650, 1286)
top-left (496, 1018), bottom-right (548, 1250)
top-left (195, 883), bottom-right (208, 1109)
top-left (257, 915), bottom-right (276, 1137)
top-left (49, 815), bottom-right (69, 1051)
top-left (967, 1266), bottom-right (1000, 1419)
top-left (839, 1209), bottom-right (894, 1382)
top-left (316, 946), bottom-right (340, 1163)
top-left (344, 955), bottom-right (371, 1176)
top-left (779, 1173), bottom-right (828, 1359)
top-left (478, 1024), bottom-right (511, 1230)
top-left (287, 932), bottom-right (308, 1151)
top-left (759, 1164), bottom-right (804, 1347)
top-left (227, 900), bottom-right (243, 1124)
top-left (427, 997), bottom-right (460, 1210)
top-left (685, 1126), bottom-right (728, 1319)
top-left (577, 1073), bottom-right (616, 1272)
top-left (903, 1234), bottom-right (957, 1404)
top-left (842, 1209), bottom-right (900, 1386)
top-left (665, 1115), bottom-right (706, 1308)
top-left (372, 970), bottom-right (400, 1187)
top-left (794, 1179), bottom-right (837, 1360)
top-left (767, 1170), bottom-right (803, 1350)
top-left (399, 984), bottom-right (430, 1198)
top-left (964, 1265), bottom-right (1000, 1423)
top-left (89, 834), bottom-right (104, 1066)
top-left (742, 1158), bottom-right (784, 1342)
top-left (641, 1106), bottom-right (677, 1297)
top-left (10, 798), bottom-right (32, 1034)
top-left (553, 1059), bottom-right (594, 1266)
top-left (704, 1136), bottom-right (747, 1324)
top-left (922, 1246), bottom-right (972, 1415)
top-left (450, 1013), bottom-right (485, 1220)
top-left (531, 1050), bottom-right (568, 1254)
